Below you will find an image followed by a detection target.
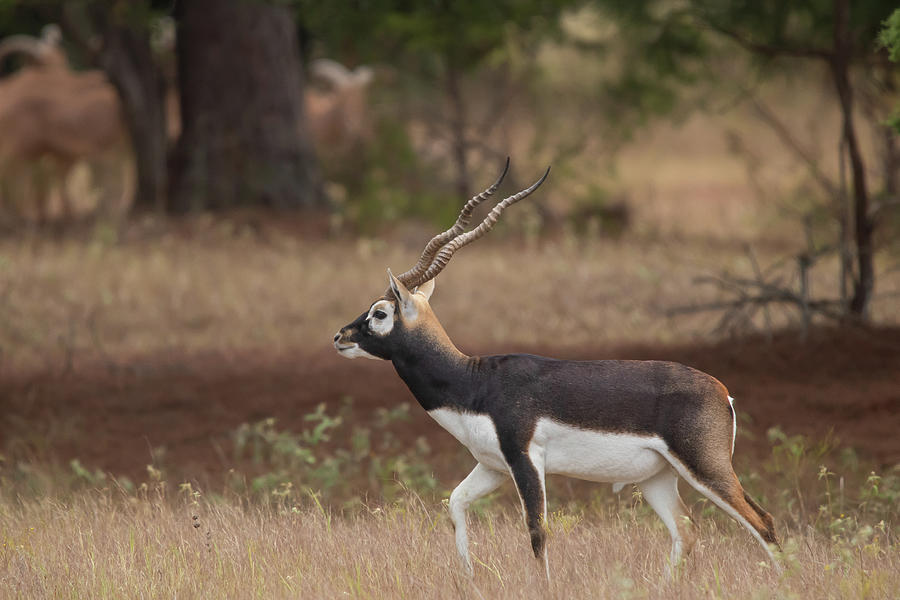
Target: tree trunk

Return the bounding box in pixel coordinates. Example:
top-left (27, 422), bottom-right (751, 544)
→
top-left (94, 16), bottom-right (168, 212)
top-left (169, 0), bottom-right (322, 211)
top-left (832, 0), bottom-right (874, 320)
top-left (446, 63), bottom-right (471, 199)
top-left (882, 66), bottom-right (898, 200)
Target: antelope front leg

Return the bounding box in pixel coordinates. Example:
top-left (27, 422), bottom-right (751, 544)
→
top-left (449, 463), bottom-right (507, 576)
top-left (507, 451), bottom-right (550, 581)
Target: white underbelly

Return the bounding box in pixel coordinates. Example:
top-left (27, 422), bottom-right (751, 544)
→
top-left (427, 407), bottom-right (508, 471)
top-left (532, 418), bottom-right (667, 483)
top-left (427, 409), bottom-right (669, 484)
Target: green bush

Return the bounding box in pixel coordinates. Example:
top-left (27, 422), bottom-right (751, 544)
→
top-left (229, 399), bottom-right (440, 509)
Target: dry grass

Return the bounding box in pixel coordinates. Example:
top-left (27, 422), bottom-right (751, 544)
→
top-left (3, 223), bottom-right (896, 598)
top-left (1, 488), bottom-right (896, 600)
top-left (2, 222), bottom-right (898, 375)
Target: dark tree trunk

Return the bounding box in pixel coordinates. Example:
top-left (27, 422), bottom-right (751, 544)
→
top-left (832, 0), bottom-right (874, 319)
top-left (94, 17), bottom-right (168, 212)
top-left (446, 63), bottom-right (471, 199)
top-left (169, 0), bottom-right (323, 212)
top-left (882, 67), bottom-right (898, 200)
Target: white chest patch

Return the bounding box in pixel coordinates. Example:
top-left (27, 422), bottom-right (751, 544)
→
top-left (529, 418), bottom-right (668, 484)
top-left (427, 408), bottom-right (508, 471)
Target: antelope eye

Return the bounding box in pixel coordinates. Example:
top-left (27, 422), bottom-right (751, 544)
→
top-left (373, 310), bottom-right (387, 320)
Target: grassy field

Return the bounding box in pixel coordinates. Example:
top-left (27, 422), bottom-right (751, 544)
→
top-left (1, 460), bottom-right (897, 599)
top-left (2, 217), bottom-right (898, 375)
top-left (1, 222), bottom-right (898, 598)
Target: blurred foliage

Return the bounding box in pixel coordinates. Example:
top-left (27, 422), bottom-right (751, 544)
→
top-left (301, 0), bottom-right (897, 242)
top-left (294, 0), bottom-right (576, 215)
top-left (571, 2), bottom-right (710, 134)
top-left (0, 0), bottom-right (43, 34)
top-left (0, 0), bottom-right (170, 55)
top-left (324, 117), bottom-right (460, 233)
top-left (1, 0), bottom-right (895, 152)
top-left (568, 183), bottom-right (630, 237)
top-left (295, 0), bottom-right (568, 72)
top-left (580, 0), bottom-right (898, 130)
top-left (880, 8), bottom-right (900, 62)
top-left (1, 0), bottom-right (897, 235)
top-left (696, 0), bottom-right (892, 53)
top-left (879, 8), bottom-right (900, 133)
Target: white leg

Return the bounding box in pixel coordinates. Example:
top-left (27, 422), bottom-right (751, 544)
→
top-left (449, 463), bottom-right (507, 576)
top-left (638, 467), bottom-right (695, 575)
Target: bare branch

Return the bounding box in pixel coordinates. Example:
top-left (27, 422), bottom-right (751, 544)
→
top-left (745, 245), bottom-right (774, 339)
top-left (748, 96), bottom-right (839, 200)
top-left (671, 241), bottom-right (850, 336)
top-left (668, 296), bottom-right (844, 319)
top-left (704, 22), bottom-right (833, 61)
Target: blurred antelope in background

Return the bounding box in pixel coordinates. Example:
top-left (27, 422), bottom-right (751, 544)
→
top-left (163, 57), bottom-right (374, 163)
top-left (0, 24), bottom-right (68, 70)
top-left (333, 159), bottom-right (780, 579)
top-left (0, 25), bottom-right (132, 224)
top-left (305, 58), bottom-right (374, 156)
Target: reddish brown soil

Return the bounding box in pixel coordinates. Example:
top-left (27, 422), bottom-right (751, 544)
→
top-left (2, 327), bottom-right (899, 484)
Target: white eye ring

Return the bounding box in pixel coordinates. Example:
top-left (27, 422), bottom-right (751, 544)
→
top-left (372, 310), bottom-right (387, 320)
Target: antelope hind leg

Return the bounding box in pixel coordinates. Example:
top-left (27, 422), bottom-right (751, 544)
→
top-left (638, 466), bottom-right (696, 576)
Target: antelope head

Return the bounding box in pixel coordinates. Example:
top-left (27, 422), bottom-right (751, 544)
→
top-left (333, 159), bottom-right (549, 361)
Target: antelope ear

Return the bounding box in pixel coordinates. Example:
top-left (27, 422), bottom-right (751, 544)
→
top-left (388, 269), bottom-right (420, 320)
top-left (415, 278), bottom-right (435, 301)
top-left (388, 269), bottom-right (412, 308)
top-left (353, 66), bottom-right (374, 86)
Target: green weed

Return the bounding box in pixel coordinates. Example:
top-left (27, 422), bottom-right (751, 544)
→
top-left (228, 399), bottom-right (439, 508)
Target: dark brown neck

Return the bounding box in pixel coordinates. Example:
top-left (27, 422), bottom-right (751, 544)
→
top-left (391, 328), bottom-right (476, 412)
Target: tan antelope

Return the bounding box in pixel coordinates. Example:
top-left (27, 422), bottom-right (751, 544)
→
top-left (333, 160), bottom-right (780, 579)
top-left (0, 26), bottom-right (130, 222)
top-left (0, 24), bottom-right (67, 71)
top-left (304, 59), bottom-right (374, 155)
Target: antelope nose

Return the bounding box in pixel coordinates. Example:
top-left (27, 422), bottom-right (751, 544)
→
top-left (333, 332), bottom-right (341, 342)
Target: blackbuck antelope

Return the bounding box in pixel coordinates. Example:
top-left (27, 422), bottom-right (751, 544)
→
top-left (333, 160), bottom-right (780, 578)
